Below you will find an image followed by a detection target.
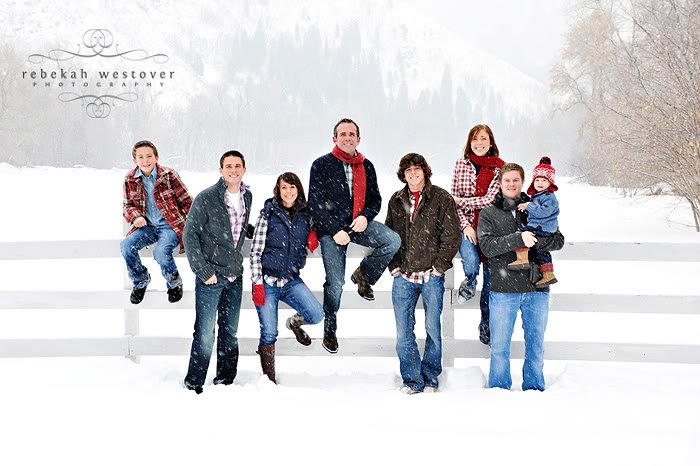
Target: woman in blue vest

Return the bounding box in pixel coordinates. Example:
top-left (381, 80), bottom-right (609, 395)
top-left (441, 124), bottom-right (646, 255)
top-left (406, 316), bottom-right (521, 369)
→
top-left (249, 172), bottom-right (324, 383)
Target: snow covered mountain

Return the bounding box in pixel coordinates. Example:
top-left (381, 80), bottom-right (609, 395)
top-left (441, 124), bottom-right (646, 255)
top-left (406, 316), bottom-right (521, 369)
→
top-left (0, 0), bottom-right (555, 172)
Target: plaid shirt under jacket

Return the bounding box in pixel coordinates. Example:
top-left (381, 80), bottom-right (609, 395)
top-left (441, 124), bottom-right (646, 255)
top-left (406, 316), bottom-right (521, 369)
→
top-left (249, 213), bottom-right (290, 287)
top-left (123, 164), bottom-right (192, 246)
top-left (450, 158), bottom-right (501, 229)
top-left (223, 185), bottom-right (249, 282)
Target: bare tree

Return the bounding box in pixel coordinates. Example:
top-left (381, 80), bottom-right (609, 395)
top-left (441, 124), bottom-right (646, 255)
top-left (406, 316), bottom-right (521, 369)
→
top-left (553, 0), bottom-right (700, 230)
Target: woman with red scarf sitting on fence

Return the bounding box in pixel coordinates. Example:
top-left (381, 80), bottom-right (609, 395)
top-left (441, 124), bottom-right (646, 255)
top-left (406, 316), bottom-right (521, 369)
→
top-left (451, 124), bottom-right (505, 346)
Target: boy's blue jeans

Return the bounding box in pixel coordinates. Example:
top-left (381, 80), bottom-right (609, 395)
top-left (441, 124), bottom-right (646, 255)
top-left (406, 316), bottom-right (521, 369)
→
top-left (184, 275), bottom-right (242, 388)
top-left (256, 278), bottom-right (324, 345)
top-left (392, 274), bottom-right (445, 392)
top-left (120, 224), bottom-right (182, 289)
top-left (488, 291), bottom-right (549, 391)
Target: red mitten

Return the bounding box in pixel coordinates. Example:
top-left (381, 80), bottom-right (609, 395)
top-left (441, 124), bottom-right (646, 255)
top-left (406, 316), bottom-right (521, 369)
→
top-left (252, 284), bottom-right (265, 307)
top-left (307, 230), bottom-right (319, 253)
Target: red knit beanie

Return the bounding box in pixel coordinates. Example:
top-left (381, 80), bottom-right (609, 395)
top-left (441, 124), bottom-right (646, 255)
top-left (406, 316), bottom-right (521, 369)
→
top-left (527, 156), bottom-right (558, 195)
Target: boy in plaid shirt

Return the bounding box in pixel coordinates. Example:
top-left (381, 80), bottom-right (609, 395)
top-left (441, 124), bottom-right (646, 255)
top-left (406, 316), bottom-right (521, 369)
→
top-left (121, 140), bottom-right (192, 304)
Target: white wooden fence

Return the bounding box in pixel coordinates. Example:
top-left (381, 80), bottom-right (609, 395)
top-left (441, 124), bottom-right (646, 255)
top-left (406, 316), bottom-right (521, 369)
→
top-left (0, 239), bottom-right (699, 365)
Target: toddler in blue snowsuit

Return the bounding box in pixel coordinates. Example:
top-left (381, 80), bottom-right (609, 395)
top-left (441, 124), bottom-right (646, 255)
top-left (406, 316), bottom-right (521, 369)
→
top-left (508, 156), bottom-right (559, 288)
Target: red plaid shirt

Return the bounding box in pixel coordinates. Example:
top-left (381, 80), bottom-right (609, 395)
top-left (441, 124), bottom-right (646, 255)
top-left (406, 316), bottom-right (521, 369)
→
top-left (123, 164), bottom-right (192, 247)
top-left (450, 158), bottom-right (501, 229)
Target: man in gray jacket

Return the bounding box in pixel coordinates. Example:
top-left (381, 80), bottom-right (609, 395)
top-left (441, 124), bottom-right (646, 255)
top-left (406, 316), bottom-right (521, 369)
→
top-left (385, 153), bottom-right (460, 394)
top-left (477, 163), bottom-right (564, 391)
top-left (183, 150), bottom-right (252, 394)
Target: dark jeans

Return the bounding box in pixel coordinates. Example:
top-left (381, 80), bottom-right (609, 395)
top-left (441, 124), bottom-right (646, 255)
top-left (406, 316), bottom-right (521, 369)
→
top-left (319, 220), bottom-right (401, 337)
top-left (184, 274), bottom-right (242, 387)
top-left (525, 226), bottom-right (553, 265)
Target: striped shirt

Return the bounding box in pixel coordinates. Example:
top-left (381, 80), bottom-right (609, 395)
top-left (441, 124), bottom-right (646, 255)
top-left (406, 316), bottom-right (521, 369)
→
top-left (343, 161), bottom-right (353, 198)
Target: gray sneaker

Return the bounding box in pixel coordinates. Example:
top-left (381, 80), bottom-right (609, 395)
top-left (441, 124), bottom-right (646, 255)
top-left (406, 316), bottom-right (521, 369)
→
top-left (399, 385), bottom-right (421, 395)
top-left (457, 278), bottom-right (476, 304)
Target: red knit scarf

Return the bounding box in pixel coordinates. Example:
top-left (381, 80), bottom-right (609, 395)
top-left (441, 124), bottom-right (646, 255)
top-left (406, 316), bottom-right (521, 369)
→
top-left (332, 145), bottom-right (366, 219)
top-left (470, 155), bottom-right (505, 261)
top-left (470, 155), bottom-right (505, 196)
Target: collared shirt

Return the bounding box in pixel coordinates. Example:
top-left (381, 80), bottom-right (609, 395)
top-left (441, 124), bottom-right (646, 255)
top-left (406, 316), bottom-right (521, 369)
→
top-left (249, 213), bottom-right (289, 287)
top-left (223, 182), bottom-right (249, 282)
top-left (135, 166), bottom-right (166, 227)
top-left (409, 190), bottom-right (421, 222)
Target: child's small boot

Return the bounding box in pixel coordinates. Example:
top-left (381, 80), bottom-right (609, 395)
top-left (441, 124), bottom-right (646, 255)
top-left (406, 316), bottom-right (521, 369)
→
top-left (507, 248), bottom-right (530, 270)
top-left (535, 263), bottom-right (558, 288)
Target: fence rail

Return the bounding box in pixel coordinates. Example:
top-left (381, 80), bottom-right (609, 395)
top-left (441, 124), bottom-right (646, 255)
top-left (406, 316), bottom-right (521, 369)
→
top-left (1, 239), bottom-right (699, 364)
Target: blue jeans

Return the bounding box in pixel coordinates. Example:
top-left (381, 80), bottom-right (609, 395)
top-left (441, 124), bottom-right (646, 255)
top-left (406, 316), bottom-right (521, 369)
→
top-left (184, 275), bottom-right (242, 387)
top-left (459, 237), bottom-right (491, 326)
top-left (488, 291), bottom-right (549, 391)
top-left (319, 220), bottom-right (401, 337)
top-left (392, 274), bottom-right (445, 391)
top-left (120, 224), bottom-right (182, 289)
top-left (256, 278), bottom-right (324, 345)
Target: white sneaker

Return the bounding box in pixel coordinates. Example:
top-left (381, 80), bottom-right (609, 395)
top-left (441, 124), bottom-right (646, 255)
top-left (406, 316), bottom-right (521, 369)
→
top-left (423, 386), bottom-right (438, 393)
top-left (399, 385), bottom-right (421, 395)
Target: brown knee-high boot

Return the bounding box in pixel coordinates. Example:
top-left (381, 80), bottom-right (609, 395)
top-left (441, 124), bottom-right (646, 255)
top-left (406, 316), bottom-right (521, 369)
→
top-left (257, 343), bottom-right (276, 384)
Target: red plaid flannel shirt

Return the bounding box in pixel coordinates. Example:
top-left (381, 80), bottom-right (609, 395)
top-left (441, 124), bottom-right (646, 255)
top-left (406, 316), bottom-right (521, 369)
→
top-left (450, 158), bottom-right (501, 229)
top-left (123, 164), bottom-right (193, 247)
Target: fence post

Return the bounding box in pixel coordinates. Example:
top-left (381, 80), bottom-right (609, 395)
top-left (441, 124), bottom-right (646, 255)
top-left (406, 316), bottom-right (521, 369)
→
top-left (122, 221), bottom-right (141, 363)
top-left (124, 308), bottom-right (140, 363)
top-left (442, 266), bottom-right (456, 368)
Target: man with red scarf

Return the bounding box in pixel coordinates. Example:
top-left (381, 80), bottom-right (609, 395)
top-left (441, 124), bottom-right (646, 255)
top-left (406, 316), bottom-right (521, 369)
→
top-left (308, 118), bottom-right (401, 354)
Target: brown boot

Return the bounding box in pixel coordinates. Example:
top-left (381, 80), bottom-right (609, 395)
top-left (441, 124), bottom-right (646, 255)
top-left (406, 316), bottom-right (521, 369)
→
top-left (535, 270), bottom-right (558, 288)
top-left (351, 266), bottom-right (375, 301)
top-left (257, 343), bottom-right (276, 384)
top-left (286, 313), bottom-right (312, 346)
top-left (507, 248), bottom-right (530, 270)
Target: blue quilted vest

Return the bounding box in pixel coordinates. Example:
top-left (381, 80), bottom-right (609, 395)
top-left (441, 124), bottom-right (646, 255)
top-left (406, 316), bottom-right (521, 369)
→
top-left (261, 199), bottom-right (311, 280)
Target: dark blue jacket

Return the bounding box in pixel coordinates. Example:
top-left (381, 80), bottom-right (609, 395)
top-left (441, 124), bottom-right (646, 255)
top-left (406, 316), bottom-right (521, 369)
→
top-left (307, 152), bottom-right (382, 236)
top-left (261, 199), bottom-right (311, 280)
top-left (526, 191), bottom-right (559, 233)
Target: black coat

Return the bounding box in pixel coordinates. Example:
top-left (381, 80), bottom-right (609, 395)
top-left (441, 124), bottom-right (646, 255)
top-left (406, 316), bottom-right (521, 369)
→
top-left (307, 153), bottom-right (382, 236)
top-left (477, 192), bottom-right (565, 293)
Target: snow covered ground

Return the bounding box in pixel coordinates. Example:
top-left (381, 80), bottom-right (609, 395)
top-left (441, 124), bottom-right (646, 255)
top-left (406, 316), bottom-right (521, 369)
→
top-left (0, 165), bottom-right (698, 466)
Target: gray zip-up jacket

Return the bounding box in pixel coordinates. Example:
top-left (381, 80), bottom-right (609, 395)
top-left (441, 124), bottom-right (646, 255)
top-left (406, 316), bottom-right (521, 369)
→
top-left (183, 178), bottom-right (252, 282)
top-left (478, 192), bottom-right (564, 293)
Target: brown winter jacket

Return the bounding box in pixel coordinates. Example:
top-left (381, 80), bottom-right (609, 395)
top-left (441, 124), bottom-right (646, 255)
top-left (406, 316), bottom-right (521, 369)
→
top-left (385, 181), bottom-right (461, 275)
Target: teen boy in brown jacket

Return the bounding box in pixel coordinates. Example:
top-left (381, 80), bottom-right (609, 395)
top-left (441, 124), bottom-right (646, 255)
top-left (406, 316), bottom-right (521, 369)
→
top-left (384, 153), bottom-right (460, 394)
